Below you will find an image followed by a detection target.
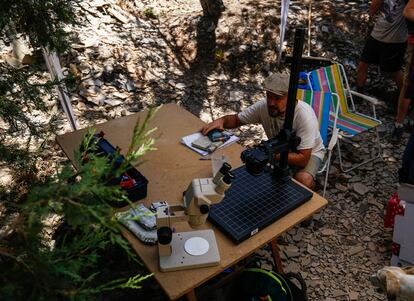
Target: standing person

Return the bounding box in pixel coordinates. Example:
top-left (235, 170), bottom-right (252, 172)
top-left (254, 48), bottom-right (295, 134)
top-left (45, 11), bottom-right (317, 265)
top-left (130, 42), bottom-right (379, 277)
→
top-left (393, 0), bottom-right (414, 142)
top-left (355, 0), bottom-right (407, 102)
top-left (201, 73), bottom-right (325, 190)
top-left (399, 129), bottom-right (414, 183)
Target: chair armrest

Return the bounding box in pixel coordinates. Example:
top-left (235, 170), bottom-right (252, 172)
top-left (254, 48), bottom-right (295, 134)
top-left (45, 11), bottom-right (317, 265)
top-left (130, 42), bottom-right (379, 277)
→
top-left (347, 90), bottom-right (379, 105)
top-left (327, 128), bottom-right (339, 151)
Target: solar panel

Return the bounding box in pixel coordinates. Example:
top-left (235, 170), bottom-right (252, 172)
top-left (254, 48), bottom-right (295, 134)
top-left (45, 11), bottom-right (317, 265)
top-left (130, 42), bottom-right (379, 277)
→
top-left (208, 165), bottom-right (313, 244)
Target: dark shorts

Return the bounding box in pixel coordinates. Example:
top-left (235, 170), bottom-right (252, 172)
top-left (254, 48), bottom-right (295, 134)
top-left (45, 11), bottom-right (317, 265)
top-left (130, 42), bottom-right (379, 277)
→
top-left (361, 36), bottom-right (407, 72)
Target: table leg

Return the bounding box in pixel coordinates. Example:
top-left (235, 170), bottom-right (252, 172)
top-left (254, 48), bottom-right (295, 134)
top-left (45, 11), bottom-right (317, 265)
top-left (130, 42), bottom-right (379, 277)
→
top-left (269, 239), bottom-right (284, 274)
top-left (185, 289), bottom-right (197, 301)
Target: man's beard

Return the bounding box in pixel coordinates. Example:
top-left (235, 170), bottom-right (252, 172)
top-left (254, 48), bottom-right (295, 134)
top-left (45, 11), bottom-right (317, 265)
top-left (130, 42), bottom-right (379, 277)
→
top-left (268, 109), bottom-right (285, 118)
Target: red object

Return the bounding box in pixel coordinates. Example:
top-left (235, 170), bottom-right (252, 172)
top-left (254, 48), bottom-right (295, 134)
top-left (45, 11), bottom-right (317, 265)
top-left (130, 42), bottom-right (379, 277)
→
top-left (384, 193), bottom-right (405, 228)
top-left (120, 173), bottom-right (136, 188)
top-left (392, 243), bottom-right (401, 256)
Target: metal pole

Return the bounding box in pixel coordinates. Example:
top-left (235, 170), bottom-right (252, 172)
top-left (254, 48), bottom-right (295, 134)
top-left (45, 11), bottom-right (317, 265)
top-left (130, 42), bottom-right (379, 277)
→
top-left (307, 0), bottom-right (312, 56)
top-left (42, 48), bottom-right (78, 131)
top-left (278, 28), bottom-right (305, 171)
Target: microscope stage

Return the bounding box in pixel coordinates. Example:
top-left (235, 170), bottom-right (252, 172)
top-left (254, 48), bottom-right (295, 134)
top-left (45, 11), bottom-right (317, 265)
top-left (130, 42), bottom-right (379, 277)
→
top-left (159, 229), bottom-right (220, 272)
top-left (209, 165), bottom-right (313, 243)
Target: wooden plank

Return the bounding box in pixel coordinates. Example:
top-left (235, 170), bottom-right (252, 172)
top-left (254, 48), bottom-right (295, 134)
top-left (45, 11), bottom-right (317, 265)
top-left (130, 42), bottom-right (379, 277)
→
top-left (57, 103), bottom-right (328, 300)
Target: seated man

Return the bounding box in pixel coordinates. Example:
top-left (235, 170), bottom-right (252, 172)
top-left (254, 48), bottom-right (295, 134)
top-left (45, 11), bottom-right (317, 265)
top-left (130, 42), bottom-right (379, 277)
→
top-left (201, 73), bottom-right (325, 190)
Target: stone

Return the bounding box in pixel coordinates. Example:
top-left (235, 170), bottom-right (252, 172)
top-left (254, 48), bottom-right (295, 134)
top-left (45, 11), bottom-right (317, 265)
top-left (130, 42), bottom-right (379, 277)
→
top-left (104, 98), bottom-right (123, 106)
top-left (353, 183), bottom-right (370, 195)
top-left (348, 245), bottom-right (365, 256)
top-left (321, 228), bottom-right (336, 236)
top-left (285, 262), bottom-right (300, 273)
top-left (107, 6), bottom-right (130, 24)
top-left (349, 290), bottom-right (359, 300)
top-left (332, 290), bottom-right (347, 298)
top-left (283, 245), bottom-right (300, 258)
top-left (335, 183), bottom-right (348, 192)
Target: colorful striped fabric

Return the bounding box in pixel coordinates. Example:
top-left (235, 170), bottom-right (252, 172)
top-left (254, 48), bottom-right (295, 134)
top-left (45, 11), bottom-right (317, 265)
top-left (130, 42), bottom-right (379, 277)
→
top-left (306, 64), bottom-right (381, 137)
top-left (297, 88), bottom-right (331, 146)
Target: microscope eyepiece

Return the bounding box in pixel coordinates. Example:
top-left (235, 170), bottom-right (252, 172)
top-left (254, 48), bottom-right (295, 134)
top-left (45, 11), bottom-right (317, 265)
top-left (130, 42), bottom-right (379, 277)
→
top-left (219, 162), bottom-right (232, 175)
top-left (199, 204), bottom-right (210, 214)
top-left (157, 227), bottom-right (173, 245)
top-left (223, 171), bottom-right (235, 184)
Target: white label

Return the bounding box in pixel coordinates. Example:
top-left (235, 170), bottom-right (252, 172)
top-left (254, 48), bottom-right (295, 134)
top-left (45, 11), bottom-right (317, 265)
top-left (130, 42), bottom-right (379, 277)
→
top-left (250, 228), bottom-right (259, 236)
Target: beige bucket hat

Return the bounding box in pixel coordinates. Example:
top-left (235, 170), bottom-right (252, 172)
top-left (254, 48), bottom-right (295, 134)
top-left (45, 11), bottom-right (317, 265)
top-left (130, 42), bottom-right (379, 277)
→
top-left (263, 72), bottom-right (290, 96)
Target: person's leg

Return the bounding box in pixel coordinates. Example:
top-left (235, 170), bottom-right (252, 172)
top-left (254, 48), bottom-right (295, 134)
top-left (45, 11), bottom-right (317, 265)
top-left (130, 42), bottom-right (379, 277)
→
top-left (395, 64), bottom-right (414, 138)
top-left (356, 61), bottom-right (369, 90)
top-left (392, 96), bottom-right (410, 142)
top-left (396, 42), bottom-right (412, 123)
top-left (380, 41), bottom-right (407, 112)
top-left (294, 171), bottom-right (315, 190)
top-left (396, 97), bottom-right (412, 124)
top-left (293, 155), bottom-right (322, 191)
top-left (296, 156), bottom-right (322, 227)
top-left (393, 44), bottom-right (414, 141)
top-left (381, 41), bottom-right (407, 91)
top-left (393, 70), bottom-right (404, 93)
top-left (356, 36), bottom-right (379, 92)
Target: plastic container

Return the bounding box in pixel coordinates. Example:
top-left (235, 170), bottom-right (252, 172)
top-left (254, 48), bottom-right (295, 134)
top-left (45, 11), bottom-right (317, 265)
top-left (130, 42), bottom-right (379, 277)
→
top-left (82, 132), bottom-right (149, 207)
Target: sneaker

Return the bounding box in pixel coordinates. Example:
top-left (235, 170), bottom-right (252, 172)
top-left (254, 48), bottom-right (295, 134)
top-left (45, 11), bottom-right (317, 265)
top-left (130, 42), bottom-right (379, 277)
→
top-left (391, 124), bottom-right (404, 143)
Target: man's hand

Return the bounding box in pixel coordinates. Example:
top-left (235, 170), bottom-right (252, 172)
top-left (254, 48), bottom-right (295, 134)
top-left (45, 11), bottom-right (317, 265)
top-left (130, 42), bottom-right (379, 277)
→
top-left (201, 114), bottom-right (243, 135)
top-left (201, 119), bottom-right (224, 135)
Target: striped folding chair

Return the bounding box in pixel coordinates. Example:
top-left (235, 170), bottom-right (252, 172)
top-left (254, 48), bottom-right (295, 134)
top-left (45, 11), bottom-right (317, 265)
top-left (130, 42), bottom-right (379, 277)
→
top-left (304, 63), bottom-right (382, 172)
top-left (297, 88), bottom-right (339, 197)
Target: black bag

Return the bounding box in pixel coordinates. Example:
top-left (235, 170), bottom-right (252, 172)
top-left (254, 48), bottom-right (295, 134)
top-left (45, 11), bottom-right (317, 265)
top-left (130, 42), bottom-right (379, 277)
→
top-left (229, 268), bottom-right (308, 301)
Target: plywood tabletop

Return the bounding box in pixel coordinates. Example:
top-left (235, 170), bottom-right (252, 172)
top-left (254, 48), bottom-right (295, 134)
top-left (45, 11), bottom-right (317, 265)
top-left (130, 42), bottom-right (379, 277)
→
top-left (57, 103), bottom-right (328, 300)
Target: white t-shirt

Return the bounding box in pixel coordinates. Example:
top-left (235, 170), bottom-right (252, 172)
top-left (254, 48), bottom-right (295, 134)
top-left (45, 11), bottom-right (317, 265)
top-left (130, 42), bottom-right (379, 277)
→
top-left (238, 99), bottom-right (325, 160)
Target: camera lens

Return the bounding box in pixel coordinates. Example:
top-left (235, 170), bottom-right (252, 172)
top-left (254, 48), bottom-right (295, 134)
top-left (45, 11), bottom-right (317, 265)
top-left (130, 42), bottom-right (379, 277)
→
top-left (246, 159), bottom-right (263, 176)
top-left (241, 148), bottom-right (267, 176)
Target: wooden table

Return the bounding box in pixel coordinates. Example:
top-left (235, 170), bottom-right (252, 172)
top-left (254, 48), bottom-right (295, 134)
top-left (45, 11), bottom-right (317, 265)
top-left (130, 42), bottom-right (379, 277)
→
top-left (57, 103), bottom-right (328, 301)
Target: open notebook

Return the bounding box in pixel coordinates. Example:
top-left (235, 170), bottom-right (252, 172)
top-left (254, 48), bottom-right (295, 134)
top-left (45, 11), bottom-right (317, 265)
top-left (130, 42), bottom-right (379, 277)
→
top-left (181, 132), bottom-right (239, 156)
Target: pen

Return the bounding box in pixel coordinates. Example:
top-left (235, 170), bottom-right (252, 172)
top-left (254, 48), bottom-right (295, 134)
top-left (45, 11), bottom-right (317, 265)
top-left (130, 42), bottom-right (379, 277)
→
top-left (199, 157), bottom-right (211, 160)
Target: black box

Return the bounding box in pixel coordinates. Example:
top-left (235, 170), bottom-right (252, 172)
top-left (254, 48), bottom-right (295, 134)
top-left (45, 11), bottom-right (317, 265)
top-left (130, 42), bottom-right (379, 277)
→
top-left (81, 131), bottom-right (149, 207)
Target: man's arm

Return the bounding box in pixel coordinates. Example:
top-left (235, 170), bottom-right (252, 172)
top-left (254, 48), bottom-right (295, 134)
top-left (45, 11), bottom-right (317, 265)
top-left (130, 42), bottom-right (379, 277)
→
top-left (369, 0), bottom-right (383, 16)
top-left (201, 114), bottom-right (244, 135)
top-left (404, 0), bottom-right (414, 21)
top-left (275, 148), bottom-right (312, 168)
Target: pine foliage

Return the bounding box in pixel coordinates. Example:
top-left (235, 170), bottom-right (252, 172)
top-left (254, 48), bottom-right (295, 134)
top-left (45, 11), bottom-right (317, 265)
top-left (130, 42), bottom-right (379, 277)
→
top-left (1, 108), bottom-right (159, 300)
top-left (0, 0), bottom-right (80, 52)
top-left (0, 0), bottom-right (158, 300)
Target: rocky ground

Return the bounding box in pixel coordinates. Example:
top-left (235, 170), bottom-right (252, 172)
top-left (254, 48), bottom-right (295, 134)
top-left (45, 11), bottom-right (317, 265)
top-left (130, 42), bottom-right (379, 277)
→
top-left (2, 0), bottom-right (413, 300)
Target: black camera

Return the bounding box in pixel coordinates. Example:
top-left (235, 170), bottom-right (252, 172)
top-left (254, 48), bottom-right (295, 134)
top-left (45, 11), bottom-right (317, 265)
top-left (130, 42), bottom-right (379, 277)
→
top-left (240, 144), bottom-right (269, 176)
top-left (241, 129), bottom-right (301, 177)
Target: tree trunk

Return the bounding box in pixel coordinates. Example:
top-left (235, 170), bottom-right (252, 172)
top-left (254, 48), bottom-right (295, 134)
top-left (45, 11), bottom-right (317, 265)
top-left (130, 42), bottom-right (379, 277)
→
top-left (200, 0), bottom-right (225, 18)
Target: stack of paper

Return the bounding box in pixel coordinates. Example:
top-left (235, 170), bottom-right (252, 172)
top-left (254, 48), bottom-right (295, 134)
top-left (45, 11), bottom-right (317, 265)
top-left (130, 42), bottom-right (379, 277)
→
top-left (181, 132), bottom-right (239, 156)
